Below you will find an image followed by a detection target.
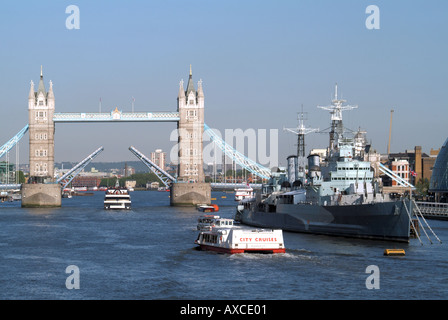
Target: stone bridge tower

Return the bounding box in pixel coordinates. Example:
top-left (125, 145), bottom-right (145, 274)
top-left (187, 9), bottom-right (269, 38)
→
top-left (22, 67), bottom-right (61, 207)
top-left (170, 66), bottom-right (211, 206)
top-left (28, 66), bottom-right (55, 182)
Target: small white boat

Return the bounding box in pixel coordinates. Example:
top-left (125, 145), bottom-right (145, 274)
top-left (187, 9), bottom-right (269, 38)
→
top-left (234, 187), bottom-right (254, 201)
top-left (195, 228), bottom-right (286, 254)
top-left (62, 192), bottom-right (72, 199)
top-left (197, 204), bottom-right (219, 213)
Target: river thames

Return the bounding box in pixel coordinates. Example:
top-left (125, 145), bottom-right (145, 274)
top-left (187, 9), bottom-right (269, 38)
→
top-left (0, 190), bottom-right (446, 301)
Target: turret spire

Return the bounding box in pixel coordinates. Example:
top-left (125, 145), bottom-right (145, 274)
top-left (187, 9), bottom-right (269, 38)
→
top-left (37, 66), bottom-right (46, 96)
top-left (178, 79), bottom-right (185, 99)
top-left (197, 79), bottom-right (204, 98)
top-left (47, 80), bottom-right (55, 100)
top-left (29, 80), bottom-right (35, 100)
top-left (186, 65), bottom-right (195, 96)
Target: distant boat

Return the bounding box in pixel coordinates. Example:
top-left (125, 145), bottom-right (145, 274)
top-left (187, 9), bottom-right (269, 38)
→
top-left (62, 192), bottom-right (72, 199)
top-left (197, 204), bottom-right (219, 213)
top-left (234, 186), bottom-right (254, 201)
top-left (104, 180), bottom-right (131, 210)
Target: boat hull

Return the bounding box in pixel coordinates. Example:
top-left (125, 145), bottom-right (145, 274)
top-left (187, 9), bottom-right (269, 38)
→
top-left (104, 204), bottom-right (131, 210)
top-left (239, 200), bottom-right (411, 242)
top-left (195, 227), bottom-right (286, 254)
top-left (197, 244), bottom-right (285, 254)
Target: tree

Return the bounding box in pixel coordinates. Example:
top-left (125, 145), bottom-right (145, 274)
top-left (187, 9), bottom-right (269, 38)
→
top-left (100, 172), bottom-right (161, 188)
top-left (17, 170), bottom-right (26, 184)
top-left (415, 178), bottom-right (430, 196)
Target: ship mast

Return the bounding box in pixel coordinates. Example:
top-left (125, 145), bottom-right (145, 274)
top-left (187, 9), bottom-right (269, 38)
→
top-left (317, 83), bottom-right (358, 153)
top-left (284, 106), bottom-right (319, 174)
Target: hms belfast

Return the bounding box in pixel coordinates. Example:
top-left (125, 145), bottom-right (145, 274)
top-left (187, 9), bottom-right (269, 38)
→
top-left (236, 85), bottom-right (411, 242)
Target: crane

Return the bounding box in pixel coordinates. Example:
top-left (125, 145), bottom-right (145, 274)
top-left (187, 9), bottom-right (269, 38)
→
top-left (387, 109), bottom-right (394, 155)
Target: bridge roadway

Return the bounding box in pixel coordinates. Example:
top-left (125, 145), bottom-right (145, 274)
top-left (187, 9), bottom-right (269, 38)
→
top-left (0, 184), bottom-right (22, 191)
top-left (53, 111), bottom-right (180, 122)
top-left (210, 183), bottom-right (261, 190)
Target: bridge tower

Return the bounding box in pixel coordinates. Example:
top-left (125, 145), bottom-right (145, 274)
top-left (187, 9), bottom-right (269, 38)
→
top-left (170, 66), bottom-right (211, 206)
top-left (22, 67), bottom-right (61, 207)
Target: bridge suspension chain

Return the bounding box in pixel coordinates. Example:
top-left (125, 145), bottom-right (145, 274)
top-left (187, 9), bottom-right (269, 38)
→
top-left (0, 124), bottom-right (29, 159)
top-left (203, 123), bottom-right (271, 180)
top-left (378, 163), bottom-right (415, 189)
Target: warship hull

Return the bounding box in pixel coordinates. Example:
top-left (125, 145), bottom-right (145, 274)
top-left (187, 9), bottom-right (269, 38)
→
top-left (238, 199), bottom-right (411, 242)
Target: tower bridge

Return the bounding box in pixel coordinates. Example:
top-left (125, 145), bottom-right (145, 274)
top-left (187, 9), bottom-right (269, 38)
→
top-left (1, 66), bottom-right (271, 207)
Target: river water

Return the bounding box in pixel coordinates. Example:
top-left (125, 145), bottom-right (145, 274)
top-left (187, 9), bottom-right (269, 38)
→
top-left (0, 190), bottom-right (447, 300)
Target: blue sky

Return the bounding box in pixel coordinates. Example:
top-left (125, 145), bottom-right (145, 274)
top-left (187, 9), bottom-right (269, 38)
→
top-left (0, 0), bottom-right (447, 166)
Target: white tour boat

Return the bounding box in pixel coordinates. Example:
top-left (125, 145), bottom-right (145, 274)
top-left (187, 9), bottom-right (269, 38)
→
top-left (104, 182), bottom-right (131, 210)
top-left (234, 187), bottom-right (254, 201)
top-left (195, 228), bottom-right (286, 254)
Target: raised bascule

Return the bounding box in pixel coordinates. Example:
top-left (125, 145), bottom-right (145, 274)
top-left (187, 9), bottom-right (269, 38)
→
top-left (3, 66), bottom-right (269, 207)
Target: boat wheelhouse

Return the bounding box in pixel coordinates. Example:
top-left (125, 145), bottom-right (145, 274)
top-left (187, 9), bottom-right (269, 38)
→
top-left (197, 215), bottom-right (233, 231)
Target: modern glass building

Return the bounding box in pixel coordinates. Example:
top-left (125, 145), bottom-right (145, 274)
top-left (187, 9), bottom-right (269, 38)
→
top-left (0, 162), bottom-right (15, 184)
top-left (429, 137), bottom-right (448, 202)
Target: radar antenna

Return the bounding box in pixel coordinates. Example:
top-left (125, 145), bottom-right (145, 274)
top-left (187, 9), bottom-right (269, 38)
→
top-left (284, 106), bottom-right (319, 175)
top-left (317, 83), bottom-right (358, 151)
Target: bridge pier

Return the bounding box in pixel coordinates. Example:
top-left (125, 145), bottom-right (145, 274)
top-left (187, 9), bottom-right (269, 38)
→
top-left (21, 183), bottom-right (61, 208)
top-left (170, 182), bottom-right (211, 206)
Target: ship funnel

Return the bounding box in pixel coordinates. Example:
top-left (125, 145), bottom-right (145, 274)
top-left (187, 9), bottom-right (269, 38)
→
top-left (307, 154), bottom-right (320, 179)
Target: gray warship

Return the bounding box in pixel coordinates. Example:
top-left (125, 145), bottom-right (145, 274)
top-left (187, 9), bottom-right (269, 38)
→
top-left (236, 85), bottom-right (411, 242)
